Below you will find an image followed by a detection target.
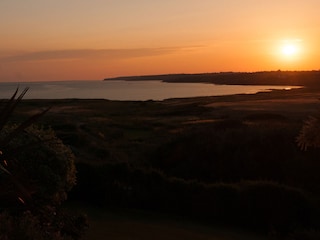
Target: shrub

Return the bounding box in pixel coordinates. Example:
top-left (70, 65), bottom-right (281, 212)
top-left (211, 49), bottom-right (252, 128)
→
top-left (1, 125), bottom-right (76, 206)
top-left (0, 210), bottom-right (88, 240)
top-left (73, 162), bottom-right (316, 233)
top-left (238, 181), bottom-right (314, 232)
top-left (297, 115), bottom-right (320, 150)
top-left (0, 88), bottom-right (85, 239)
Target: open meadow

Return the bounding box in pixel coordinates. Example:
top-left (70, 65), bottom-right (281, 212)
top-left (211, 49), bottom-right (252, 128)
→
top-left (11, 86), bottom-right (320, 239)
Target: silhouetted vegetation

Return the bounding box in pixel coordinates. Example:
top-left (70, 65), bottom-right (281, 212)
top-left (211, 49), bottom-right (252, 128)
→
top-left (71, 162), bottom-right (316, 233)
top-left (0, 89), bottom-right (87, 239)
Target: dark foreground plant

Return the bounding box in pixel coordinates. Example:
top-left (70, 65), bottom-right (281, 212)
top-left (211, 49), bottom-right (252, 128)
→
top-left (0, 87), bottom-right (50, 208)
top-left (297, 114), bottom-right (320, 150)
top-left (0, 88), bottom-right (87, 239)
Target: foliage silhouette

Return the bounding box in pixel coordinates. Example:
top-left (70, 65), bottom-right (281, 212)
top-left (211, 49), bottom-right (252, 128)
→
top-left (297, 114), bottom-right (320, 150)
top-left (0, 88), bottom-right (86, 239)
top-left (72, 161), bottom-right (315, 233)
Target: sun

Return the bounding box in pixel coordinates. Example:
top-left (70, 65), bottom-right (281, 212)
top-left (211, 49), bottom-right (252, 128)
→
top-left (282, 44), bottom-right (298, 56)
top-left (278, 40), bottom-right (302, 60)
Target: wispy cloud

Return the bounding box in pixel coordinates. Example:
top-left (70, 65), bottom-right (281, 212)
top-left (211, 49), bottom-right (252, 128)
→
top-left (0, 47), bottom-right (201, 62)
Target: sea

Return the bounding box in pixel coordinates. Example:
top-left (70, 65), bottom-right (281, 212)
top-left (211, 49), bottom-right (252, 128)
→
top-left (0, 80), bottom-right (300, 101)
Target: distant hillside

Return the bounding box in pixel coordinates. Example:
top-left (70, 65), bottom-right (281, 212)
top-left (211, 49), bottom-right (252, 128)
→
top-left (105, 71), bottom-right (320, 87)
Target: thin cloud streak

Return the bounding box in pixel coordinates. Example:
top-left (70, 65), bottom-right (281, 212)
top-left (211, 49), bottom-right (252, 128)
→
top-left (0, 47), bottom-right (203, 62)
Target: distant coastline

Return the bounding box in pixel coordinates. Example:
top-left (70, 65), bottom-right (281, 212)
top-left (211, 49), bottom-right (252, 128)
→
top-left (105, 70), bottom-right (320, 87)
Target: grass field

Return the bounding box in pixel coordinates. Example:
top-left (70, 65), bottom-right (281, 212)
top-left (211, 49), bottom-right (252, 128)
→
top-left (12, 86), bottom-right (320, 239)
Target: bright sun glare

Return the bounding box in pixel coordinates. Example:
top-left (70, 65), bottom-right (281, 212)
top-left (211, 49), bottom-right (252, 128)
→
top-left (282, 44), bottom-right (298, 56)
top-left (279, 40), bottom-right (302, 60)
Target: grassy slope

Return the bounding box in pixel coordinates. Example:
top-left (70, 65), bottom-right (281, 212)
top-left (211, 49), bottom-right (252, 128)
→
top-left (12, 87), bottom-right (320, 239)
top-left (12, 87), bottom-right (320, 168)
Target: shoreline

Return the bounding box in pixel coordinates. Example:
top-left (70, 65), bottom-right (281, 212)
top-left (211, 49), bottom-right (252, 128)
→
top-left (0, 80), bottom-right (304, 101)
top-left (15, 86), bottom-right (320, 119)
top-left (104, 70), bottom-right (320, 87)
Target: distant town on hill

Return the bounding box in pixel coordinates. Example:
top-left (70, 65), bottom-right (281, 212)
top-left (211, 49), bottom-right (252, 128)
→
top-left (105, 70), bottom-right (320, 87)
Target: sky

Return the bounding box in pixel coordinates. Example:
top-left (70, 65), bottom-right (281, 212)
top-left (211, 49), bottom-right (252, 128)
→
top-left (0, 0), bottom-right (319, 82)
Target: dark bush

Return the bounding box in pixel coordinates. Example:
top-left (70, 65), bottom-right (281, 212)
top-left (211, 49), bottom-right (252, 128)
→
top-left (0, 210), bottom-right (88, 240)
top-left (0, 89), bottom-right (84, 239)
top-left (238, 181), bottom-right (315, 232)
top-left (72, 162), bottom-right (316, 233)
top-left (1, 125), bottom-right (76, 206)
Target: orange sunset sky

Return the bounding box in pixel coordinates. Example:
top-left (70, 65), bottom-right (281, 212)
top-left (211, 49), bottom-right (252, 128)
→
top-left (0, 0), bottom-right (319, 82)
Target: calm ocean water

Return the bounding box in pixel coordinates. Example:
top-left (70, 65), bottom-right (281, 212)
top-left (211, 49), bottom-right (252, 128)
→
top-left (0, 80), bottom-right (300, 101)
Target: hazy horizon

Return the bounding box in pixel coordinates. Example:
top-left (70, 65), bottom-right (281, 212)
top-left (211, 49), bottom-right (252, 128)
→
top-left (1, 1), bottom-right (319, 82)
